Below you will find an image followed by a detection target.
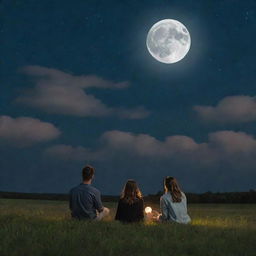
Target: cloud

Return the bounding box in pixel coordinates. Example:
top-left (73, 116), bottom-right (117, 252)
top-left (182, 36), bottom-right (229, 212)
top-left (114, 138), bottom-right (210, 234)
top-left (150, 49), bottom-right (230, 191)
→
top-left (117, 107), bottom-right (150, 119)
top-left (44, 131), bottom-right (202, 162)
top-left (97, 130), bottom-right (256, 167)
top-left (208, 131), bottom-right (256, 155)
top-left (101, 130), bottom-right (200, 157)
top-left (44, 130), bottom-right (256, 169)
top-left (43, 130), bottom-right (256, 193)
top-left (16, 65), bottom-right (150, 119)
top-left (194, 95), bottom-right (256, 123)
top-left (19, 65), bottom-right (129, 89)
top-left (0, 115), bottom-right (61, 147)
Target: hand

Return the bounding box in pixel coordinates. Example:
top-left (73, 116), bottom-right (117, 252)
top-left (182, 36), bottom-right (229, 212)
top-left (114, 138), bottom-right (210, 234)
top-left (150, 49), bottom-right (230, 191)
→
top-left (152, 210), bottom-right (160, 216)
top-left (151, 210), bottom-right (161, 222)
top-left (155, 214), bottom-right (162, 221)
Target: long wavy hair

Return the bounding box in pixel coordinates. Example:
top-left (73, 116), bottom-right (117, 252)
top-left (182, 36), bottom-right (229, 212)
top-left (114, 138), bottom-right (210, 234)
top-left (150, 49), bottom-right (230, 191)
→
top-left (164, 177), bottom-right (182, 203)
top-left (121, 179), bottom-right (143, 204)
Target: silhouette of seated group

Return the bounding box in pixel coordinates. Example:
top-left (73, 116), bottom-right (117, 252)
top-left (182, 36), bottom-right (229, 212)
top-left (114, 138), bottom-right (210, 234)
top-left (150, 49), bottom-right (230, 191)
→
top-left (69, 165), bottom-right (191, 224)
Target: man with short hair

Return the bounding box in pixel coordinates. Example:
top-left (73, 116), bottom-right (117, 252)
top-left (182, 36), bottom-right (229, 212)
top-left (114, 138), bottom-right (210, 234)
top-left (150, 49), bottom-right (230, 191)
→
top-left (69, 165), bottom-right (109, 220)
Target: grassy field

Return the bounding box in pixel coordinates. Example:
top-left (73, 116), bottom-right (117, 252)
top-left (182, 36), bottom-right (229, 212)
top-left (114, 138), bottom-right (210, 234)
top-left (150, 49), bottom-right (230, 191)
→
top-left (0, 199), bottom-right (255, 256)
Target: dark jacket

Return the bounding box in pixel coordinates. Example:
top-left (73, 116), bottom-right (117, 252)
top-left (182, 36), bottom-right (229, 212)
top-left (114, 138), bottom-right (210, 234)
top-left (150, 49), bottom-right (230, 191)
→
top-left (115, 197), bottom-right (144, 223)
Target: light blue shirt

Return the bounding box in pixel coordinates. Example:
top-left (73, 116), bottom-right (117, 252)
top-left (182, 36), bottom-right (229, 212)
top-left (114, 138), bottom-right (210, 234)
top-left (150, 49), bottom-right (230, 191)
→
top-left (160, 192), bottom-right (191, 224)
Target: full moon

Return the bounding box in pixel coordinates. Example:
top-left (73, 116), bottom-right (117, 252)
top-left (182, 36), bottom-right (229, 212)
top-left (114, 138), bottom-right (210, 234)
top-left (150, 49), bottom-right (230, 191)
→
top-left (146, 19), bottom-right (191, 64)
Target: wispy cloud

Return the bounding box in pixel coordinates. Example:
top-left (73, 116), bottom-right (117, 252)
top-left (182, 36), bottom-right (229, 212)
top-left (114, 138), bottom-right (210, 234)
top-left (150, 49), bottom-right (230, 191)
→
top-left (194, 95), bottom-right (256, 124)
top-left (16, 66), bottom-right (150, 119)
top-left (0, 115), bottom-right (61, 147)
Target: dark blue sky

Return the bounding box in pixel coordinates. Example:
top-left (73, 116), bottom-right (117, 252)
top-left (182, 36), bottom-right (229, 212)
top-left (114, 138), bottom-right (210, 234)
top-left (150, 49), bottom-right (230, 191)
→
top-left (1, 0), bottom-right (256, 195)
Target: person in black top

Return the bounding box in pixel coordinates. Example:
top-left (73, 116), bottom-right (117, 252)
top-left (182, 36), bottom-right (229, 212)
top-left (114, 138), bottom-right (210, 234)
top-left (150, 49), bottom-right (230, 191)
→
top-left (115, 179), bottom-right (144, 223)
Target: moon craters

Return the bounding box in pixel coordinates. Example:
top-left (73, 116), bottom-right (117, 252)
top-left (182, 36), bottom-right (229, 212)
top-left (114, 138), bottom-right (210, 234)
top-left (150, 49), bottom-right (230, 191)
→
top-left (146, 19), bottom-right (191, 64)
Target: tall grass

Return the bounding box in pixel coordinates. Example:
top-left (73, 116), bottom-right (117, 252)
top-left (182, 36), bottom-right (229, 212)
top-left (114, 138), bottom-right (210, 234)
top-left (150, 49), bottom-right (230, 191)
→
top-left (0, 199), bottom-right (255, 256)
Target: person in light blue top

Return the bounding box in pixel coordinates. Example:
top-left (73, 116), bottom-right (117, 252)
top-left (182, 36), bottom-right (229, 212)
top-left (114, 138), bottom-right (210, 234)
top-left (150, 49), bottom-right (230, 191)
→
top-left (158, 176), bottom-right (191, 224)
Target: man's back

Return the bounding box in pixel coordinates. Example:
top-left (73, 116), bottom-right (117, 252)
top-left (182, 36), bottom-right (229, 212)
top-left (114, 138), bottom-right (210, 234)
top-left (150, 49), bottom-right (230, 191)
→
top-left (69, 183), bottom-right (103, 220)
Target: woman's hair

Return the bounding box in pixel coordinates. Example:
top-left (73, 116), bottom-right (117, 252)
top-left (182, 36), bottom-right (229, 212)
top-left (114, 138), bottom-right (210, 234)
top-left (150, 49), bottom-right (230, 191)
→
top-left (164, 177), bottom-right (182, 203)
top-left (121, 179), bottom-right (143, 204)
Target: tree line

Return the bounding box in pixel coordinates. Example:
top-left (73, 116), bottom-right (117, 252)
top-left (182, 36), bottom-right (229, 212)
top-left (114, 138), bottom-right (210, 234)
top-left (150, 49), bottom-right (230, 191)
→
top-left (1, 190), bottom-right (256, 203)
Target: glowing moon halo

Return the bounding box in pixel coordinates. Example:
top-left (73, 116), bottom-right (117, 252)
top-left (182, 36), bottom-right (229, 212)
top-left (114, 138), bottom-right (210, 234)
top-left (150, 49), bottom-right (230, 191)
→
top-left (146, 19), bottom-right (191, 64)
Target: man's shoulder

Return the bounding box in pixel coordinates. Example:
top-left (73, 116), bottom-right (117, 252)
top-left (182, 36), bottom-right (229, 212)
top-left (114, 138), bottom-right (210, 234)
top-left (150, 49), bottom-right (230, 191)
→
top-left (89, 185), bottom-right (101, 195)
top-left (69, 184), bottom-right (80, 193)
top-left (70, 183), bottom-right (86, 193)
top-left (70, 184), bottom-right (101, 195)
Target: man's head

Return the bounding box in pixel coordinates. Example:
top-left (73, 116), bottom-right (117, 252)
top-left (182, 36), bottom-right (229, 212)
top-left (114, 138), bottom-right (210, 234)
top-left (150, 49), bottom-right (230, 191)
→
top-left (82, 165), bottom-right (95, 182)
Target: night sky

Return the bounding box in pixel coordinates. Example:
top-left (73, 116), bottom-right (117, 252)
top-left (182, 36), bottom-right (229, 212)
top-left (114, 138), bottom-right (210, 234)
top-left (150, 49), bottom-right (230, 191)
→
top-left (1, 0), bottom-right (256, 195)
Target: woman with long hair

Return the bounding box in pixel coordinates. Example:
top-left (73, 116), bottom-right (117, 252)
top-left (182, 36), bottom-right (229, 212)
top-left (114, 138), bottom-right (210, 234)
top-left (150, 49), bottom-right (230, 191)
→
top-left (115, 179), bottom-right (144, 223)
top-left (158, 176), bottom-right (191, 224)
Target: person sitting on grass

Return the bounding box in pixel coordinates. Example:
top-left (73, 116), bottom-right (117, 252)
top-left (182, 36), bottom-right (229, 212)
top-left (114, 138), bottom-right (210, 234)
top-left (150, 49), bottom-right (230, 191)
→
top-left (69, 165), bottom-right (109, 221)
top-left (157, 176), bottom-right (191, 224)
top-left (115, 179), bottom-right (144, 223)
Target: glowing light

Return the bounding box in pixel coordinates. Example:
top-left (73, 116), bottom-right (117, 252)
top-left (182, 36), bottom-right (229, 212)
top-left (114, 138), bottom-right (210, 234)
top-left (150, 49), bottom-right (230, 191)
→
top-left (145, 206), bottom-right (152, 214)
top-left (146, 19), bottom-right (191, 64)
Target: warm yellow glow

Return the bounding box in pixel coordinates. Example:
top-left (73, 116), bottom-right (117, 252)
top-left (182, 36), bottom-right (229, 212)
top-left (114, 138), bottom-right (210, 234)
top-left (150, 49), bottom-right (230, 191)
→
top-left (145, 206), bottom-right (152, 214)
